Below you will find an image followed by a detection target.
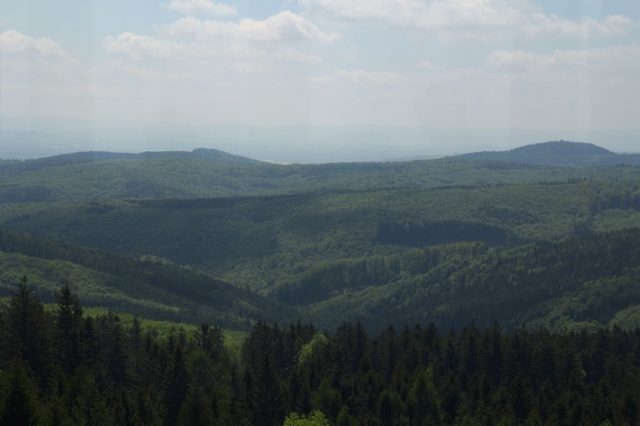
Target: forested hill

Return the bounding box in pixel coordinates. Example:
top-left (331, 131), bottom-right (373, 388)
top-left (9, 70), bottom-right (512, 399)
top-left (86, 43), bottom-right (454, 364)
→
top-left (455, 140), bottom-right (640, 166)
top-left (0, 147), bottom-right (260, 173)
top-left (3, 178), bottom-right (639, 291)
top-left (2, 143), bottom-right (640, 203)
top-left (3, 220), bottom-right (640, 334)
top-left (301, 228), bottom-right (640, 332)
top-left (0, 227), bottom-right (291, 329)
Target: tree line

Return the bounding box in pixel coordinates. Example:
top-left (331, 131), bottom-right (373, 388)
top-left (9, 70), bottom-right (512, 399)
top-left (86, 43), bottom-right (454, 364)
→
top-left (1, 278), bottom-right (640, 425)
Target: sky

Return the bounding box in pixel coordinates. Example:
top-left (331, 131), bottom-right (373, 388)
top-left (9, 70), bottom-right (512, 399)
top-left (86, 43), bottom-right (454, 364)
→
top-left (0, 0), bottom-right (639, 160)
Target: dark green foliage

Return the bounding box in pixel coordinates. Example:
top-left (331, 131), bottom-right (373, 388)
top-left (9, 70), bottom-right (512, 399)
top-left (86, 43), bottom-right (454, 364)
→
top-left (55, 285), bottom-right (84, 373)
top-left (3, 216), bottom-right (640, 335)
top-left (0, 284), bottom-right (639, 425)
top-left (408, 368), bottom-right (441, 425)
top-left (306, 229), bottom-right (640, 331)
top-left (2, 277), bottom-right (51, 383)
top-left (1, 361), bottom-right (43, 426)
top-left (376, 220), bottom-right (514, 247)
top-left (3, 177), bottom-right (640, 294)
top-left (272, 243), bottom-right (487, 305)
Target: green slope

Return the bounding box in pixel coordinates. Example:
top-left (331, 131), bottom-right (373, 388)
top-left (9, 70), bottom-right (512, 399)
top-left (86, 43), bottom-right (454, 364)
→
top-left (0, 183), bottom-right (639, 333)
top-left (1, 179), bottom-right (639, 291)
top-left (0, 227), bottom-right (291, 329)
top-left (301, 229), bottom-right (640, 332)
top-left (2, 146), bottom-right (640, 203)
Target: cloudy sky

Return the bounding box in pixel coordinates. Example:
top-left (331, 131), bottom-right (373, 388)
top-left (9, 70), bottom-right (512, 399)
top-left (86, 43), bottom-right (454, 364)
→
top-left (1, 0), bottom-right (639, 158)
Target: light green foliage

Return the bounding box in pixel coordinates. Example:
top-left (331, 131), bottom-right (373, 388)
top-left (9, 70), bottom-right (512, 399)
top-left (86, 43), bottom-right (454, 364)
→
top-left (298, 333), bottom-right (328, 365)
top-left (283, 411), bottom-right (331, 426)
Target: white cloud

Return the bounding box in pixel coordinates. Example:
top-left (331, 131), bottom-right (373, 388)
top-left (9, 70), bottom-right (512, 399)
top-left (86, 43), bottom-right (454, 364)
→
top-left (0, 30), bottom-right (67, 57)
top-left (315, 69), bottom-right (400, 85)
top-left (522, 14), bottom-right (634, 39)
top-left (297, 0), bottom-right (634, 40)
top-left (104, 32), bottom-right (188, 60)
top-left (298, 0), bottom-right (522, 29)
top-left (167, 0), bottom-right (237, 17)
top-left (487, 44), bottom-right (640, 73)
top-left (103, 11), bottom-right (336, 78)
top-left (4, 2), bottom-right (638, 133)
top-left (164, 11), bottom-right (337, 43)
top-left (0, 29), bottom-right (77, 89)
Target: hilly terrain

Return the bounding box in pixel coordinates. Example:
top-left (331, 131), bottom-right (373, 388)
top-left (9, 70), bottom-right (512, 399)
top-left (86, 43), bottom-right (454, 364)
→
top-left (2, 141), bottom-right (640, 203)
top-left (0, 141), bottom-right (639, 334)
top-left (299, 229), bottom-right (640, 331)
top-left (1, 178), bottom-right (638, 288)
top-left (457, 140), bottom-right (640, 166)
top-left (0, 227), bottom-right (290, 329)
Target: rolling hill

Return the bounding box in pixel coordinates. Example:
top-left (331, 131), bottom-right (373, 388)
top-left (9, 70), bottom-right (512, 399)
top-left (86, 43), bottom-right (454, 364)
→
top-left (1, 141), bottom-right (640, 334)
top-left (456, 140), bottom-right (640, 166)
top-left (301, 229), bottom-right (640, 331)
top-left (1, 178), bottom-right (639, 292)
top-left (0, 227), bottom-right (291, 329)
top-left (1, 143), bottom-right (640, 203)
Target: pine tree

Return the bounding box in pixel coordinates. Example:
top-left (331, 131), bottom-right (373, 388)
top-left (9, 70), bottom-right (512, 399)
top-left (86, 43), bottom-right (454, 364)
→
top-left (4, 276), bottom-right (51, 384)
top-left (165, 346), bottom-right (189, 426)
top-left (1, 361), bottom-right (43, 426)
top-left (55, 285), bottom-right (84, 373)
top-left (336, 406), bottom-right (357, 426)
top-left (409, 368), bottom-right (443, 425)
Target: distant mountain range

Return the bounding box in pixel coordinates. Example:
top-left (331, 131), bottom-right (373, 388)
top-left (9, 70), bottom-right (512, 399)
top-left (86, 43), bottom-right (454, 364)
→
top-left (0, 148), bottom-right (259, 174)
top-left (453, 140), bottom-right (640, 166)
top-left (0, 141), bottom-right (639, 204)
top-left (3, 140), bottom-right (638, 168)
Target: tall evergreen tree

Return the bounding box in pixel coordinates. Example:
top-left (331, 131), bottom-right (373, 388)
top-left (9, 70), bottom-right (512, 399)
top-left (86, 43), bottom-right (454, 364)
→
top-left (1, 361), bottom-right (43, 426)
top-left (4, 276), bottom-right (50, 384)
top-left (55, 285), bottom-right (84, 373)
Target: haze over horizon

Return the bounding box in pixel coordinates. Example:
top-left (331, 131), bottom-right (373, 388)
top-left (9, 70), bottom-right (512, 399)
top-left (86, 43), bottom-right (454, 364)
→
top-left (0, 120), bottom-right (638, 163)
top-left (1, 0), bottom-right (639, 161)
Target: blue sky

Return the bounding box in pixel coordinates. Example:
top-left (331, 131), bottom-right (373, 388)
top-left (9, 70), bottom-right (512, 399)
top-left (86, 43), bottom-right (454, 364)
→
top-left (1, 0), bottom-right (639, 157)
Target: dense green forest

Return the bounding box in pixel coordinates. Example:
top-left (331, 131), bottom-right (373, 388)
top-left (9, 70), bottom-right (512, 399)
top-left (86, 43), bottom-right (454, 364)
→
top-left (0, 227), bottom-right (290, 328)
top-left (2, 142), bottom-right (640, 424)
top-left (0, 153), bottom-right (640, 333)
top-left (0, 200), bottom-right (640, 331)
top-left (301, 229), bottom-right (640, 331)
top-left (2, 221), bottom-right (640, 335)
top-left (2, 143), bottom-right (640, 203)
top-left (2, 178), bottom-right (640, 290)
top-left (2, 283), bottom-right (640, 425)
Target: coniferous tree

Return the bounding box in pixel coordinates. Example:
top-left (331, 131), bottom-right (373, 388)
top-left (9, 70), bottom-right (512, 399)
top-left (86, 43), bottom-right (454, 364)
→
top-left (335, 406), bottom-right (357, 426)
top-left (165, 346), bottom-right (189, 426)
top-left (1, 361), bottom-right (43, 426)
top-left (409, 368), bottom-right (442, 426)
top-left (55, 285), bottom-right (84, 373)
top-left (4, 276), bottom-right (50, 384)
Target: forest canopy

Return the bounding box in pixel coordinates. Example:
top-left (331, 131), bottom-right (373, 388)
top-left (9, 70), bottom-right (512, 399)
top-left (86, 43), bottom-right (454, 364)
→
top-left (1, 281), bottom-right (640, 425)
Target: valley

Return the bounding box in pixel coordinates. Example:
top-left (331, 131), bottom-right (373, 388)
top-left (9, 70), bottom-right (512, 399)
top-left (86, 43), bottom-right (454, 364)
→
top-left (1, 141), bottom-right (639, 334)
